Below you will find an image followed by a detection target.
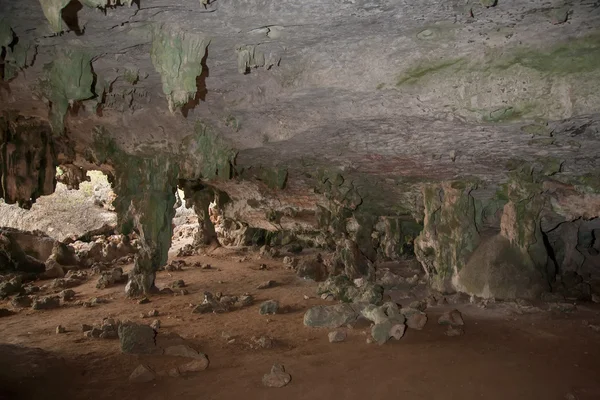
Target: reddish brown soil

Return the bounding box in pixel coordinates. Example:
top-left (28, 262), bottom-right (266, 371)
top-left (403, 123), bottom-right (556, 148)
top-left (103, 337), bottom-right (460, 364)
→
top-left (1, 248), bottom-right (600, 400)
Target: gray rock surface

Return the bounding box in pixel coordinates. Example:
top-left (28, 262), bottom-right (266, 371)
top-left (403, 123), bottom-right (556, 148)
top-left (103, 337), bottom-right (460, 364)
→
top-left (303, 304), bottom-right (359, 328)
top-left (118, 322), bottom-right (158, 354)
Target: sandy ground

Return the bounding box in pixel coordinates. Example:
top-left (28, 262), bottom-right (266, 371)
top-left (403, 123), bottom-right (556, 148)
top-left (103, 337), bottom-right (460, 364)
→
top-left (1, 247), bottom-right (600, 400)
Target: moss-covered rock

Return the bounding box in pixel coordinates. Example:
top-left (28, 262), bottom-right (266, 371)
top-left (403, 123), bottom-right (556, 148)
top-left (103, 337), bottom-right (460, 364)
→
top-left (179, 121), bottom-right (237, 180)
top-left (90, 130), bottom-right (178, 296)
top-left (151, 25), bottom-right (210, 112)
top-left (236, 45), bottom-right (265, 74)
top-left (395, 32), bottom-right (600, 121)
top-left (414, 181), bottom-right (480, 292)
top-left (38, 49), bottom-right (95, 133)
top-left (0, 115), bottom-right (56, 208)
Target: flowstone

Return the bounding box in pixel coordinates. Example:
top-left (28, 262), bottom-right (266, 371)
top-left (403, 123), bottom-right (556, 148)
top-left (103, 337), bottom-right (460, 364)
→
top-left (414, 182), bottom-right (480, 292)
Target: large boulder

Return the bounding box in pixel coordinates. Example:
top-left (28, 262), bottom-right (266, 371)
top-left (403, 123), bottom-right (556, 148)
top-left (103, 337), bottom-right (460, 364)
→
top-left (456, 235), bottom-right (549, 300)
top-left (303, 304), bottom-right (359, 328)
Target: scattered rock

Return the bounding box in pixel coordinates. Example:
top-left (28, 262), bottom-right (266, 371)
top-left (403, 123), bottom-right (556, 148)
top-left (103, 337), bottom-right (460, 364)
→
top-left (328, 330), bottom-right (347, 343)
top-left (165, 260), bottom-right (186, 271)
top-left (262, 364), bottom-right (291, 388)
top-left (361, 302), bottom-right (407, 345)
top-left (138, 297), bottom-right (150, 305)
top-left (24, 285), bottom-right (40, 295)
top-left (129, 364), bottom-right (156, 383)
top-left (51, 277), bottom-right (80, 289)
top-left (389, 324), bottom-right (407, 340)
top-left (251, 336), bottom-right (274, 349)
top-left (303, 304), bottom-right (359, 328)
top-left (32, 296), bottom-right (61, 310)
top-left (176, 244), bottom-right (195, 257)
top-left (150, 319), bottom-right (161, 330)
top-left (296, 254), bottom-right (328, 281)
top-left (179, 358), bottom-right (210, 373)
top-left (257, 280), bottom-right (276, 289)
top-left (118, 322), bottom-right (158, 354)
top-left (96, 267), bottom-right (126, 289)
top-left (541, 292), bottom-right (566, 303)
top-left (238, 294), bottom-right (254, 307)
top-left (259, 263), bottom-right (267, 270)
top-left (43, 260), bottom-right (65, 279)
top-left (59, 289), bottom-right (76, 301)
top-left (84, 327), bottom-right (102, 338)
top-left (0, 278), bottom-right (22, 299)
top-left (591, 294), bottom-right (600, 304)
top-left (445, 326), bottom-right (464, 337)
top-left (192, 303), bottom-right (214, 314)
top-left (438, 310), bottom-right (464, 326)
top-left (91, 297), bottom-right (109, 305)
top-left (409, 300), bottom-right (427, 311)
top-left (164, 344), bottom-right (207, 360)
top-left (146, 309), bottom-right (159, 318)
top-left (282, 256), bottom-right (297, 269)
top-left (171, 279), bottom-right (186, 289)
top-left (549, 302), bottom-right (577, 313)
top-left (406, 312), bottom-right (428, 330)
top-left (259, 300), bottom-right (280, 315)
top-left (180, 289), bottom-right (189, 296)
top-left (11, 294), bottom-right (33, 308)
top-left (0, 308), bottom-right (14, 318)
top-left (201, 264), bottom-right (212, 270)
top-left (159, 287), bottom-right (174, 295)
top-left (56, 325), bottom-right (66, 334)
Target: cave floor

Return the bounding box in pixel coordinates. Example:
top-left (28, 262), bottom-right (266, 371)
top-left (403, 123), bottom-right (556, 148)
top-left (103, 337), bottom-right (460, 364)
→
top-left (1, 248), bottom-right (600, 400)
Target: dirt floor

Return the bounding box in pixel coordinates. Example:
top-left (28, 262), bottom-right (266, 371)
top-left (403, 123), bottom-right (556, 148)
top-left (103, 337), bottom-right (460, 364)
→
top-left (1, 247), bottom-right (600, 400)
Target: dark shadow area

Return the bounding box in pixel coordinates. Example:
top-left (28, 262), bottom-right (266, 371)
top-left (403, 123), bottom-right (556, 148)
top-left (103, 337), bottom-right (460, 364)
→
top-left (181, 46), bottom-right (209, 118)
top-left (61, 0), bottom-right (85, 36)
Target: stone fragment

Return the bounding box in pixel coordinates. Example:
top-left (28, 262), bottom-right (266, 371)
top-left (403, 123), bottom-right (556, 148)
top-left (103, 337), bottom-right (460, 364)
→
top-left (238, 294), bottom-right (254, 307)
top-left (406, 312), bottom-right (428, 330)
top-left (371, 320), bottom-right (394, 345)
top-left (138, 297), bottom-right (150, 304)
top-left (150, 319), bottom-right (161, 330)
top-left (328, 330), bottom-right (347, 343)
top-left (0, 279), bottom-right (22, 299)
top-left (59, 289), bottom-right (76, 301)
top-left (56, 325), bottom-right (66, 334)
top-left (445, 326), bottom-right (464, 337)
top-left (252, 336), bottom-right (274, 349)
top-left (129, 364), bottom-right (156, 383)
top-left (438, 309), bottom-right (464, 326)
top-left (296, 254), bottom-right (328, 281)
top-left (390, 324), bottom-right (406, 340)
top-left (32, 296), bottom-right (61, 310)
top-left (171, 279), bottom-right (186, 288)
top-left (282, 256), bottom-right (297, 268)
top-left (409, 300), bottom-right (427, 311)
top-left (257, 280), bottom-right (276, 289)
top-left (0, 308), bottom-right (14, 318)
top-left (164, 344), bottom-right (205, 359)
top-left (591, 294), bottom-right (600, 304)
top-left (192, 303), bottom-right (213, 314)
top-left (549, 303), bottom-right (577, 313)
top-left (303, 304), bottom-right (358, 328)
top-left (178, 358), bottom-right (209, 373)
top-left (96, 267), bottom-right (126, 289)
top-left (11, 294), bottom-right (33, 308)
top-left (259, 300), bottom-right (279, 315)
top-left (262, 364), bottom-right (291, 388)
top-left (176, 244), bottom-right (195, 257)
top-left (118, 322), bottom-right (158, 354)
